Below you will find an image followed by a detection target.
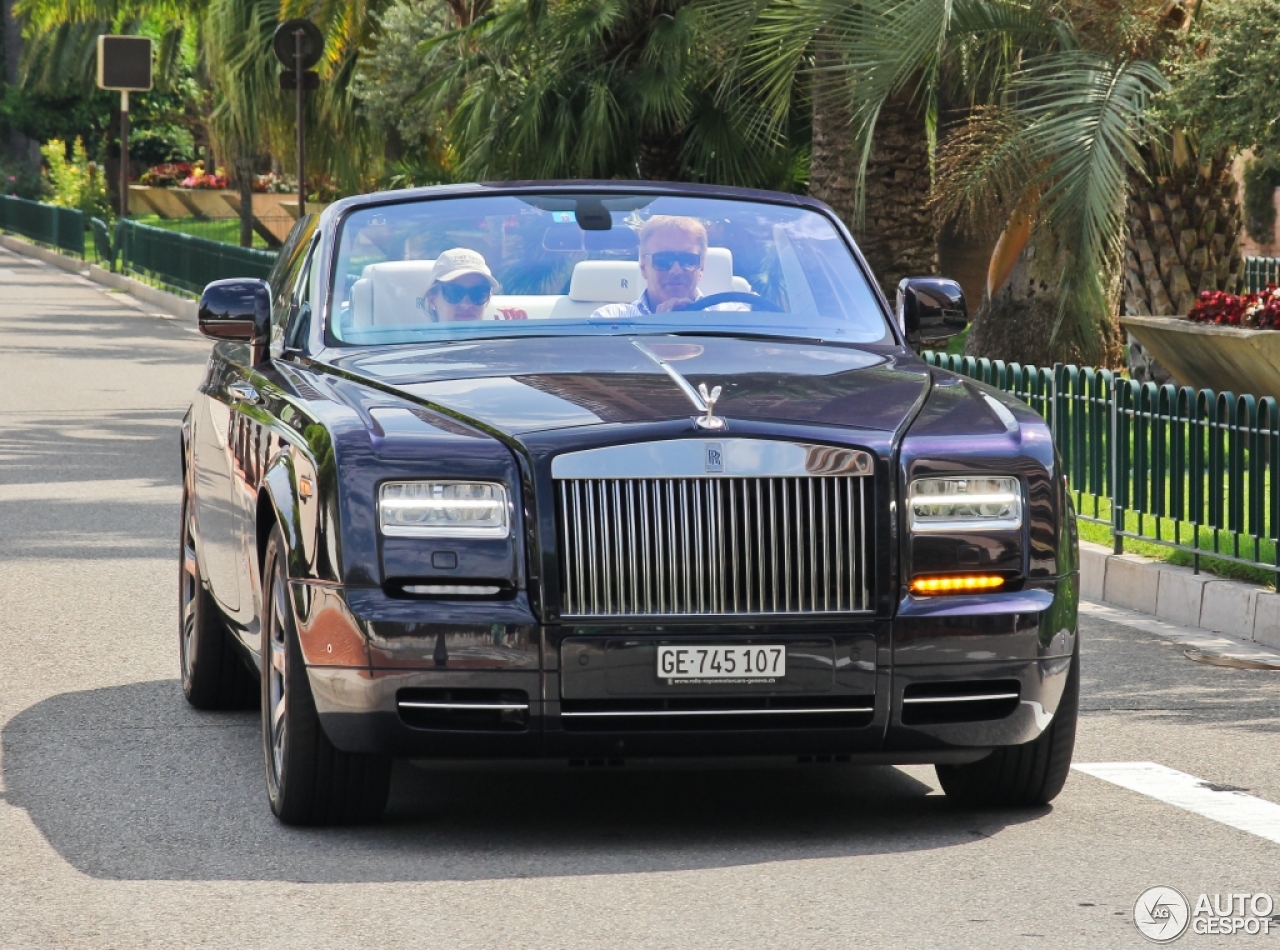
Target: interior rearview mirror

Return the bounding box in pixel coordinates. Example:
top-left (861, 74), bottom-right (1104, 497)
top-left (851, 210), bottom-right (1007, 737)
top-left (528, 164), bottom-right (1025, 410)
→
top-left (199, 278), bottom-right (272, 363)
top-left (895, 277), bottom-right (968, 350)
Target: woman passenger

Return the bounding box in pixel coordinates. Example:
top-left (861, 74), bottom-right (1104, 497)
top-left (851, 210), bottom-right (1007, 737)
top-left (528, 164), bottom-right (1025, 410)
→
top-left (424, 248), bottom-right (499, 322)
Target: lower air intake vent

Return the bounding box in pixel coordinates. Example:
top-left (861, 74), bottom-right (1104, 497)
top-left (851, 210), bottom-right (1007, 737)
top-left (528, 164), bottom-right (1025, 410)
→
top-left (397, 688), bottom-right (528, 731)
top-left (901, 680), bottom-right (1020, 726)
top-left (559, 695), bottom-right (874, 732)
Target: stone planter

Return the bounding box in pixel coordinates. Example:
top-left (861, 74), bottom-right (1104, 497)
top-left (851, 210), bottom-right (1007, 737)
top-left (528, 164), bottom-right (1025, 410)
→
top-left (1121, 314), bottom-right (1280, 401)
top-left (128, 185), bottom-right (190, 219)
top-left (172, 188), bottom-right (237, 219)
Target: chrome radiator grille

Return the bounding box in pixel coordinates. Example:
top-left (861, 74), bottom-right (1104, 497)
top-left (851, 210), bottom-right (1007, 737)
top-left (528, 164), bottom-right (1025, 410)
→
top-left (556, 476), bottom-right (873, 617)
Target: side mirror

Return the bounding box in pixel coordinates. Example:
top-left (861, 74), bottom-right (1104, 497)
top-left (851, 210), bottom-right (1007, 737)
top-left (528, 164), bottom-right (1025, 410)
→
top-left (895, 277), bottom-right (968, 349)
top-left (199, 278), bottom-right (272, 363)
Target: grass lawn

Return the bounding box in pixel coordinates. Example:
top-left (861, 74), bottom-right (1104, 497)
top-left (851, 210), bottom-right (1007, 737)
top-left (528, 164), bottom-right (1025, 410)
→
top-left (130, 214), bottom-right (281, 249)
top-left (1075, 498), bottom-right (1278, 588)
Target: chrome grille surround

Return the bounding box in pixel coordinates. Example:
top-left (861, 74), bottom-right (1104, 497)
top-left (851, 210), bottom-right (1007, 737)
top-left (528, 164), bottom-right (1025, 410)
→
top-left (553, 440), bottom-right (875, 618)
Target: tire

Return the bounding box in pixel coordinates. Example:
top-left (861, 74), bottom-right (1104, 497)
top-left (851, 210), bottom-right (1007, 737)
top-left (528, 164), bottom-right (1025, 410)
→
top-left (180, 487), bottom-right (258, 710)
top-left (261, 525), bottom-right (392, 825)
top-left (935, 643), bottom-right (1079, 808)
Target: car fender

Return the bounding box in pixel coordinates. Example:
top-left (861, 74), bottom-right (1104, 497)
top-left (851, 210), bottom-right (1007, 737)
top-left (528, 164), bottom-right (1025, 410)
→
top-left (261, 451), bottom-right (308, 580)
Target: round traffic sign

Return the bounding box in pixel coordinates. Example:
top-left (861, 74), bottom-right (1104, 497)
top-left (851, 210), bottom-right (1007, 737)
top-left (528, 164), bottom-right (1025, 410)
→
top-left (272, 19), bottom-right (323, 70)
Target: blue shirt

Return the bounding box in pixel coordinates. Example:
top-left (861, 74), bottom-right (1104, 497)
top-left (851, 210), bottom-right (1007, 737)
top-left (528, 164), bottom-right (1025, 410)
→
top-left (591, 290), bottom-right (746, 320)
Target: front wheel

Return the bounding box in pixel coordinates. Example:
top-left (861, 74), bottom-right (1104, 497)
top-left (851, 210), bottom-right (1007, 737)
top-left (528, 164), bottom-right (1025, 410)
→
top-left (935, 644), bottom-right (1079, 808)
top-left (261, 525), bottom-right (391, 825)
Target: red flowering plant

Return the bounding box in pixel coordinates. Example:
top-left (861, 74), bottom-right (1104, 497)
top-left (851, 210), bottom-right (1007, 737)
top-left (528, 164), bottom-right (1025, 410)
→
top-left (139, 162), bottom-right (195, 186)
top-left (1187, 287), bottom-right (1280, 329)
top-left (179, 162), bottom-right (228, 189)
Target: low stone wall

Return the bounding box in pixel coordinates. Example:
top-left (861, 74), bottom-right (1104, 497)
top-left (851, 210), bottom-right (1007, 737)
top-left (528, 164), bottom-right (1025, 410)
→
top-left (1080, 540), bottom-right (1279, 649)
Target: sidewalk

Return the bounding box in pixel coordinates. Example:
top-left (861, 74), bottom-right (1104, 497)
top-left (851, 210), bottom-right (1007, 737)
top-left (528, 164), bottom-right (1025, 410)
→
top-left (0, 233), bottom-right (196, 322)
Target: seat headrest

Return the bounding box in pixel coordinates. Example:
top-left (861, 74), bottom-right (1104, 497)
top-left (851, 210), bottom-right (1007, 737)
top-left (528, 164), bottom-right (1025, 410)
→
top-left (701, 247), bottom-right (734, 295)
top-left (355, 260), bottom-right (436, 326)
top-left (567, 249), bottom-right (738, 303)
top-left (569, 261), bottom-right (643, 302)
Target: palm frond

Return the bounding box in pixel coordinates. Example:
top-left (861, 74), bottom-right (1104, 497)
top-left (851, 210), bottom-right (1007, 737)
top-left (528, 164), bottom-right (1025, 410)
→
top-left (1010, 51), bottom-right (1167, 343)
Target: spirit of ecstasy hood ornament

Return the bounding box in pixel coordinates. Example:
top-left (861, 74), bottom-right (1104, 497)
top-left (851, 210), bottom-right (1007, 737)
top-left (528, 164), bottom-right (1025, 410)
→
top-left (629, 340), bottom-right (727, 430)
top-left (695, 382), bottom-right (725, 430)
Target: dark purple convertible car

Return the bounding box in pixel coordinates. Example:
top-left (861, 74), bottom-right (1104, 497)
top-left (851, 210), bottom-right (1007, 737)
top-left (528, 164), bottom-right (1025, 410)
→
top-left (180, 182), bottom-right (1078, 825)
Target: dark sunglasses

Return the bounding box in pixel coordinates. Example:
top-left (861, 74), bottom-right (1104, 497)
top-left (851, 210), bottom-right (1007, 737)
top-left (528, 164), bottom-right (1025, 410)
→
top-left (647, 251), bottom-right (703, 272)
top-left (438, 282), bottom-right (492, 305)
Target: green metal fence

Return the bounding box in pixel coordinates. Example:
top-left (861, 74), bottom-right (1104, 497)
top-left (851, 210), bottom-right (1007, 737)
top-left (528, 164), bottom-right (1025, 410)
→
top-left (922, 352), bottom-right (1280, 578)
top-left (0, 195), bottom-right (85, 257)
top-left (117, 218), bottom-right (277, 294)
top-left (1244, 256), bottom-right (1280, 293)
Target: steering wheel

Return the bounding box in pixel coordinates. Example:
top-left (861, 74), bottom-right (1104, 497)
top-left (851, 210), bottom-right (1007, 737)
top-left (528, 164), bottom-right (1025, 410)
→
top-left (673, 291), bottom-right (785, 313)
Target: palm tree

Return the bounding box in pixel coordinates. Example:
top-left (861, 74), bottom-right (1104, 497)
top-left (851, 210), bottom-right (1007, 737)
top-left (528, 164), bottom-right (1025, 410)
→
top-left (935, 53), bottom-right (1167, 366)
top-left (708, 0), bottom-right (1066, 302)
top-left (419, 0), bottom-right (803, 188)
top-left (19, 0), bottom-right (394, 244)
top-left (718, 0), bottom-right (1185, 366)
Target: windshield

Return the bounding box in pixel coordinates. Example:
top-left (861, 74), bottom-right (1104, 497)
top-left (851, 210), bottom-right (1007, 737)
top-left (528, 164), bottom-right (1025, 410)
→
top-left (328, 192), bottom-right (891, 345)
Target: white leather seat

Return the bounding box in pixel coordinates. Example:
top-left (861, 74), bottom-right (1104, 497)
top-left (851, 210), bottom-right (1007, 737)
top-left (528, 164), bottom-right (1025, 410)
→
top-left (350, 248), bottom-right (751, 326)
top-left (351, 260), bottom-right (436, 328)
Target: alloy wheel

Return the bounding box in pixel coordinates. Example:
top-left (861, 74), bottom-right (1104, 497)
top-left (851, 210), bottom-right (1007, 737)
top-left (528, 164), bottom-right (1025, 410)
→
top-left (179, 501), bottom-right (199, 692)
top-left (266, 572), bottom-right (290, 792)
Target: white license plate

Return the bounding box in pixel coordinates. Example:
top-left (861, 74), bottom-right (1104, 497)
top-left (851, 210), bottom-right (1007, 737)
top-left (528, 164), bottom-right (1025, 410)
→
top-left (657, 645), bottom-right (786, 681)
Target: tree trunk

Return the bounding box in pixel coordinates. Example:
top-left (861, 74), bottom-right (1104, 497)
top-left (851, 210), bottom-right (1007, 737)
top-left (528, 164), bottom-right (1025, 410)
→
top-left (637, 131), bottom-right (685, 182)
top-left (1122, 147), bottom-right (1243, 383)
top-left (1, 0), bottom-right (34, 169)
top-left (967, 228), bottom-right (1124, 368)
top-left (235, 157), bottom-right (255, 248)
top-left (809, 55), bottom-right (936, 299)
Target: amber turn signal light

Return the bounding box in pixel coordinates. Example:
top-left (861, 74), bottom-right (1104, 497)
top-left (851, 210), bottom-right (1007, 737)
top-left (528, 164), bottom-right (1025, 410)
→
top-left (910, 575), bottom-right (1006, 594)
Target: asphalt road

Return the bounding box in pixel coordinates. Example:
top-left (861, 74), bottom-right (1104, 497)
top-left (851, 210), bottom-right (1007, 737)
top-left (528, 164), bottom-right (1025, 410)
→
top-left (1, 247), bottom-right (1279, 949)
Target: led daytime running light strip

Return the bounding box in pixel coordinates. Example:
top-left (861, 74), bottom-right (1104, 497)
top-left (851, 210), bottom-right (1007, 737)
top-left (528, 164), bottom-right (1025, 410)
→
top-left (910, 575), bottom-right (1006, 594)
top-left (911, 493), bottom-right (1017, 507)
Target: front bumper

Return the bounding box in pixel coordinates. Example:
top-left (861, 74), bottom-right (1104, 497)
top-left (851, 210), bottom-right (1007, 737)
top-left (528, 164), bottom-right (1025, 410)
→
top-left (296, 575), bottom-right (1078, 760)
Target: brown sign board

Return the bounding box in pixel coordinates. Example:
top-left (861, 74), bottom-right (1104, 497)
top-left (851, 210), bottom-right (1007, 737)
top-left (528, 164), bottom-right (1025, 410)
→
top-left (96, 36), bottom-right (152, 91)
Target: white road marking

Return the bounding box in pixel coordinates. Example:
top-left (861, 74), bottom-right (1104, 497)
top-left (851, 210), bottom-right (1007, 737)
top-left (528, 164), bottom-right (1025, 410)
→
top-left (1074, 762), bottom-right (1280, 845)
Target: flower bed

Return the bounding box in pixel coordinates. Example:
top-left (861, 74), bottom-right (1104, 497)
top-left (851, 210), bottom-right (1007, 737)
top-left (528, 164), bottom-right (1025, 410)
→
top-left (1187, 286), bottom-right (1280, 328)
top-left (139, 162), bottom-right (228, 189)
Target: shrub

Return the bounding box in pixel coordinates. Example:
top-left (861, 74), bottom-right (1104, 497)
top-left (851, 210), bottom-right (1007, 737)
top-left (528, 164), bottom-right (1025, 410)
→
top-left (40, 138), bottom-right (110, 217)
top-left (0, 160), bottom-right (45, 200)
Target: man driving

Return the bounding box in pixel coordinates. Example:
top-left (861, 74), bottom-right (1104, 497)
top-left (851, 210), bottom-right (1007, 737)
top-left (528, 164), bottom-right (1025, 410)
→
top-left (592, 215), bottom-right (730, 318)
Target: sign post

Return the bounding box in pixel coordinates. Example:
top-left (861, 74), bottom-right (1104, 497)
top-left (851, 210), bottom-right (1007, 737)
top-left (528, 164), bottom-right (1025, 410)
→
top-left (96, 36), bottom-right (153, 219)
top-left (272, 20), bottom-right (322, 218)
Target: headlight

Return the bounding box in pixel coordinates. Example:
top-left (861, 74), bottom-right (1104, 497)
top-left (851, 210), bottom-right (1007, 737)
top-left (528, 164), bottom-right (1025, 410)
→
top-left (908, 476), bottom-right (1021, 532)
top-left (379, 481), bottom-right (510, 538)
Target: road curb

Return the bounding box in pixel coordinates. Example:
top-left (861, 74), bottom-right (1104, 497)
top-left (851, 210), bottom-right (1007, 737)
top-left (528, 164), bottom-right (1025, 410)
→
top-left (0, 233), bottom-right (197, 322)
top-left (1080, 540), bottom-right (1280, 650)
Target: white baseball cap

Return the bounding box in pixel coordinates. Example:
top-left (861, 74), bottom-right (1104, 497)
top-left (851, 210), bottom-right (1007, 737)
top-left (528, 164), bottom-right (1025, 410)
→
top-left (429, 248), bottom-right (500, 291)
